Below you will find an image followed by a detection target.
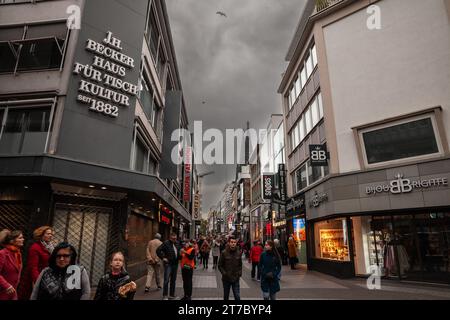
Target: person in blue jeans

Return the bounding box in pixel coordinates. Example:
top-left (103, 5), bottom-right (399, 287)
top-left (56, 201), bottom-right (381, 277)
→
top-left (156, 233), bottom-right (181, 300)
top-left (259, 240), bottom-right (282, 300)
top-left (218, 237), bottom-right (242, 300)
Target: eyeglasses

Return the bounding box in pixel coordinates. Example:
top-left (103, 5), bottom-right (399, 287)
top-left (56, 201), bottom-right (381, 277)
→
top-left (56, 254), bottom-right (71, 259)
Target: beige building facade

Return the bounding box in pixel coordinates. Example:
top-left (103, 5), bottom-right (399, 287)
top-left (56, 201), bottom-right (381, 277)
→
top-left (279, 0), bottom-right (450, 283)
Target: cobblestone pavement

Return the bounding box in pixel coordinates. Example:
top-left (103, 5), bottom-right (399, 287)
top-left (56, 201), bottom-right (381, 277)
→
top-left (133, 257), bottom-right (450, 300)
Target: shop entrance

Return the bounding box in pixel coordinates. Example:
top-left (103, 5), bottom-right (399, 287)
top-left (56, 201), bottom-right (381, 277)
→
top-left (352, 212), bottom-right (450, 284)
top-left (52, 203), bottom-right (112, 287)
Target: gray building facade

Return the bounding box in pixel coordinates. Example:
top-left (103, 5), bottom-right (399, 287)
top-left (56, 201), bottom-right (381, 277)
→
top-left (0, 0), bottom-right (192, 286)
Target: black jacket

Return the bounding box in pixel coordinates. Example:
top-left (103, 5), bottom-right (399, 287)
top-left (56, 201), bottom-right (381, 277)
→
top-left (156, 240), bottom-right (181, 265)
top-left (218, 246), bottom-right (242, 283)
top-left (32, 266), bottom-right (90, 300)
top-left (94, 271), bottom-right (135, 301)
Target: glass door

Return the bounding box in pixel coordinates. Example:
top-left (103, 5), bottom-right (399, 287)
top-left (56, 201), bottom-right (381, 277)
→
top-left (413, 213), bottom-right (450, 283)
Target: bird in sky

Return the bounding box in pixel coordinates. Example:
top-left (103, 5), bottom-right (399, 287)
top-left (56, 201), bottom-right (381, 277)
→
top-left (216, 11), bottom-right (227, 18)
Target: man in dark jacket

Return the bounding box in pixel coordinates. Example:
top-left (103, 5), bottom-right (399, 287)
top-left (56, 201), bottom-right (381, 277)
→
top-left (156, 233), bottom-right (181, 300)
top-left (218, 237), bottom-right (242, 300)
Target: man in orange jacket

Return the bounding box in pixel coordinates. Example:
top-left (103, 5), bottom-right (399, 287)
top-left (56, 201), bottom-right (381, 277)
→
top-left (180, 240), bottom-right (196, 300)
top-left (249, 240), bottom-right (263, 281)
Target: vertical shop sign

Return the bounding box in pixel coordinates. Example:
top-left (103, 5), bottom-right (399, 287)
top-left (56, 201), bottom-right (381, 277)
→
top-left (183, 146), bottom-right (192, 202)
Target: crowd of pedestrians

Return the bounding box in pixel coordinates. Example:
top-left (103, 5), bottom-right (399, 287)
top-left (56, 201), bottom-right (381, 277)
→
top-left (1, 225), bottom-right (298, 301)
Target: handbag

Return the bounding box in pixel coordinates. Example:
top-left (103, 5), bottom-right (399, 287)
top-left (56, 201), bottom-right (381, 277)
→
top-left (264, 272), bottom-right (274, 281)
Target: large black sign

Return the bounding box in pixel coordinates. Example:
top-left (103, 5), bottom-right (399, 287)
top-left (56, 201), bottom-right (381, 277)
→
top-left (278, 164), bottom-right (287, 202)
top-left (309, 144), bottom-right (329, 167)
top-left (262, 174), bottom-right (274, 200)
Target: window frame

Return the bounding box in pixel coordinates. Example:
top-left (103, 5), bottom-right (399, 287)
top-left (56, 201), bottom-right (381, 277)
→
top-left (0, 98), bottom-right (56, 155)
top-left (293, 158), bottom-right (327, 194)
top-left (358, 113), bottom-right (444, 169)
top-left (0, 21), bottom-right (70, 75)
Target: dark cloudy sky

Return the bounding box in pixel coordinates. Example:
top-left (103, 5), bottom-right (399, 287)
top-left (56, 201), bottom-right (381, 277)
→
top-left (166, 0), bottom-right (305, 217)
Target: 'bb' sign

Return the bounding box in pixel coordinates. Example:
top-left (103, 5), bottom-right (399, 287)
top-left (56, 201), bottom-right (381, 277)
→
top-left (309, 144), bottom-right (329, 167)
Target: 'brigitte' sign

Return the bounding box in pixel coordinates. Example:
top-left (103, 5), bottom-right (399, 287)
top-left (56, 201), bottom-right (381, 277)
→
top-left (366, 173), bottom-right (448, 195)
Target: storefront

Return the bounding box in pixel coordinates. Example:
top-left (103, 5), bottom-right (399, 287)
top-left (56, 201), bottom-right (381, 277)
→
top-left (306, 158), bottom-right (450, 284)
top-left (250, 206), bottom-right (263, 243)
top-left (286, 195), bottom-right (307, 264)
top-left (0, 156), bottom-right (192, 283)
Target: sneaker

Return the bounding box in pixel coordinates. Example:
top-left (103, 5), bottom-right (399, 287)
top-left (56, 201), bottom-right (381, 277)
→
top-left (157, 286), bottom-right (162, 290)
top-left (162, 296), bottom-right (169, 300)
top-left (144, 287), bottom-right (150, 293)
top-left (257, 279), bottom-right (261, 282)
top-left (168, 296), bottom-right (179, 300)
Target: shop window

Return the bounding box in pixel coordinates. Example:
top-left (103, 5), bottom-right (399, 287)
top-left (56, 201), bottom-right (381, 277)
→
top-left (314, 218), bottom-right (350, 261)
top-left (126, 213), bottom-right (154, 267)
top-left (0, 106), bottom-right (52, 154)
top-left (361, 115), bottom-right (441, 165)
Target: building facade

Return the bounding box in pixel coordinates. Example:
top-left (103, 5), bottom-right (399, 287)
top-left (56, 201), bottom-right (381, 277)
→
top-left (0, 0), bottom-right (193, 283)
top-left (279, 0), bottom-right (450, 283)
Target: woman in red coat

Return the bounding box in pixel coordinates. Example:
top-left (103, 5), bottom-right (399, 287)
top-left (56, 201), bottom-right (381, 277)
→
top-left (0, 230), bottom-right (25, 300)
top-left (250, 240), bottom-right (264, 281)
top-left (18, 226), bottom-right (54, 300)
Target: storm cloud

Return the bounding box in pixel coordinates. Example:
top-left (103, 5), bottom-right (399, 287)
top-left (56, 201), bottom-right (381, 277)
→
top-left (166, 0), bottom-right (305, 215)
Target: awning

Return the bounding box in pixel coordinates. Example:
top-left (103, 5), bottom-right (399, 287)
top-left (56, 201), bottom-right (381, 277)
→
top-left (0, 155), bottom-right (191, 222)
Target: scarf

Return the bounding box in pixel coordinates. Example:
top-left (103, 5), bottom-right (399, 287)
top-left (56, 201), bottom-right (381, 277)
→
top-left (41, 240), bottom-right (55, 254)
top-left (5, 245), bottom-right (22, 269)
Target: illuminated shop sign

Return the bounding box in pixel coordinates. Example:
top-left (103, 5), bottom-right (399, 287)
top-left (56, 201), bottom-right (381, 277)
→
top-left (159, 205), bottom-right (173, 225)
top-left (262, 174), bottom-right (274, 200)
top-left (366, 173), bottom-right (448, 195)
top-left (73, 31), bottom-right (137, 118)
top-left (273, 220), bottom-right (286, 228)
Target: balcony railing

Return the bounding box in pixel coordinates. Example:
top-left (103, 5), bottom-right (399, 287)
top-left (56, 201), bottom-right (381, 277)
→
top-left (314, 0), bottom-right (343, 13)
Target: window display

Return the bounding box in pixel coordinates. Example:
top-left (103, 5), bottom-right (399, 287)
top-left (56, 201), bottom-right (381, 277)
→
top-left (368, 230), bottom-right (385, 268)
top-left (319, 229), bottom-right (349, 261)
top-left (314, 218), bottom-right (350, 261)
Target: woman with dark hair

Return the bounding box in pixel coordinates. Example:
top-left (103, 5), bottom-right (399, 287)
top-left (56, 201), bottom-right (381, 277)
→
top-left (19, 226), bottom-right (54, 300)
top-left (258, 240), bottom-right (281, 301)
top-left (30, 242), bottom-right (91, 300)
top-left (94, 251), bottom-right (136, 301)
top-left (0, 230), bottom-right (25, 300)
